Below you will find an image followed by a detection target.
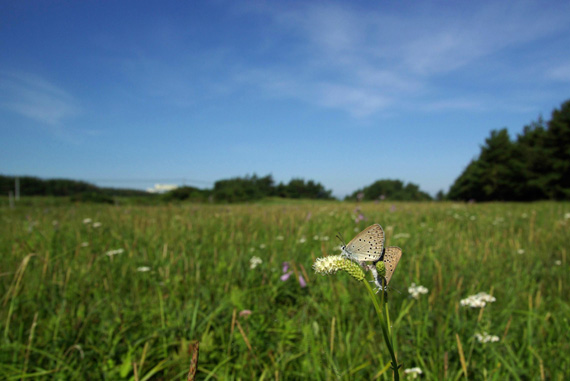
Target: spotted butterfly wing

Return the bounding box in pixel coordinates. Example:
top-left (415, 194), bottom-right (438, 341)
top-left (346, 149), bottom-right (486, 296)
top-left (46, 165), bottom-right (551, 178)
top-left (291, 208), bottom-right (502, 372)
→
top-left (342, 224), bottom-right (385, 262)
top-left (382, 246), bottom-right (402, 285)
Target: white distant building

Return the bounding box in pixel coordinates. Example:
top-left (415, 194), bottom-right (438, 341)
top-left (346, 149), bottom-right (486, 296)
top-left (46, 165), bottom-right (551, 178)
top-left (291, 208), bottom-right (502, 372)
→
top-left (146, 184), bottom-right (179, 194)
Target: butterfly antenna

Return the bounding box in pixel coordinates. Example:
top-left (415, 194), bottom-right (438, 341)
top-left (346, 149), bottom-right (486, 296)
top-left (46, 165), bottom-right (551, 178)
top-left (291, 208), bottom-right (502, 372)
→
top-left (336, 232), bottom-right (345, 246)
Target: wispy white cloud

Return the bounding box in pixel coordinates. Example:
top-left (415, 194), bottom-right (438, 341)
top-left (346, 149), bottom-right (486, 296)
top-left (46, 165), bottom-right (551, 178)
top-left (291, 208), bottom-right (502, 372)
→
top-left (0, 71), bottom-right (80, 125)
top-left (546, 63), bottom-right (570, 82)
top-left (229, 1), bottom-right (570, 116)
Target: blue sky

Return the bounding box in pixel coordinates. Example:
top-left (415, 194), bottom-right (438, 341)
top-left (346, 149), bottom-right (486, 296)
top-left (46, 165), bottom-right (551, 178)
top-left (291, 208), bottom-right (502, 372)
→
top-left (1, 1), bottom-right (570, 198)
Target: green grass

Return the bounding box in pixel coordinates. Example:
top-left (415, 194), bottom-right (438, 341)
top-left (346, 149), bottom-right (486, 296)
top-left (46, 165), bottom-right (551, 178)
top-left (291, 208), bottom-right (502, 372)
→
top-left (1, 199), bottom-right (569, 379)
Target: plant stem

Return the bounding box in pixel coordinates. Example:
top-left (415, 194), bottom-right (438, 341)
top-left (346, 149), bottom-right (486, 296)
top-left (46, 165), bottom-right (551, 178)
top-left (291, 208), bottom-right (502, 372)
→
top-left (363, 280), bottom-right (400, 381)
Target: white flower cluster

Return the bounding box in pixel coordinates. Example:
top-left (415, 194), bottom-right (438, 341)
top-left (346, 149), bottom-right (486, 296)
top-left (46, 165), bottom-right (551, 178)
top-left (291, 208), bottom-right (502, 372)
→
top-left (249, 256), bottom-right (262, 269)
top-left (105, 249), bottom-right (124, 257)
top-left (474, 332), bottom-right (500, 343)
top-left (460, 292), bottom-right (496, 308)
top-left (313, 255), bottom-right (344, 275)
top-left (408, 283), bottom-right (429, 299)
top-left (137, 266), bottom-right (151, 272)
top-left (404, 367), bottom-right (423, 378)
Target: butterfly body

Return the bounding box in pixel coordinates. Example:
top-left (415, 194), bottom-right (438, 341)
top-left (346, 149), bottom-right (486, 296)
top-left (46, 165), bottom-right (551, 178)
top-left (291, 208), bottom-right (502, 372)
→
top-left (341, 223), bottom-right (402, 287)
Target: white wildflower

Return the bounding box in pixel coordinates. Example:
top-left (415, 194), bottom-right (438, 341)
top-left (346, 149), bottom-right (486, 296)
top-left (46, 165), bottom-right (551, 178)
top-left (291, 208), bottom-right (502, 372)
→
top-left (404, 367), bottom-right (423, 378)
top-left (93, 222), bottom-right (102, 228)
top-left (517, 249), bottom-right (525, 255)
top-left (460, 292), bottom-right (496, 308)
top-left (259, 244), bottom-right (266, 249)
top-left (249, 256), bottom-right (262, 269)
top-left (137, 266), bottom-right (151, 272)
top-left (298, 237), bottom-right (306, 244)
top-left (555, 260), bottom-right (562, 266)
top-left (408, 283), bottom-right (429, 299)
top-left (474, 332), bottom-right (500, 343)
top-left (313, 235), bottom-right (320, 240)
top-left (83, 218), bottom-right (92, 224)
top-left (105, 249), bottom-right (124, 257)
top-left (320, 235), bottom-right (329, 241)
top-left (276, 235), bottom-right (284, 241)
top-left (80, 242), bottom-right (89, 247)
top-left (564, 212), bottom-right (570, 220)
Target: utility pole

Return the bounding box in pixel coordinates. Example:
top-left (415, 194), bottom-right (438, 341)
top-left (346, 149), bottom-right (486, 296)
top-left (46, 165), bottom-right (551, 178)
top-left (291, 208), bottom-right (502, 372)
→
top-left (15, 177), bottom-right (20, 201)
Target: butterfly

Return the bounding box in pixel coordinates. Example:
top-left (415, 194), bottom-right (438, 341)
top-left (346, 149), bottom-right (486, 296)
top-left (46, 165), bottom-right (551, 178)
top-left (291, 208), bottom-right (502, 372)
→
top-left (340, 223), bottom-right (402, 286)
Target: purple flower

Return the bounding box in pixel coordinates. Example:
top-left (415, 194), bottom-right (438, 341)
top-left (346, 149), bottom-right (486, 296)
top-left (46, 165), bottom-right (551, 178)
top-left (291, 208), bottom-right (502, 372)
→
top-left (281, 272), bottom-right (292, 281)
top-left (298, 275), bottom-right (307, 288)
top-left (390, 204), bottom-right (397, 212)
top-left (239, 310), bottom-right (252, 318)
top-left (282, 262), bottom-right (290, 273)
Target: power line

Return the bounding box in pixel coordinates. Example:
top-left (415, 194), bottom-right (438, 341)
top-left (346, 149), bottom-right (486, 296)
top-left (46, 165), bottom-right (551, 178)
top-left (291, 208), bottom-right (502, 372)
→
top-left (85, 178), bottom-right (213, 186)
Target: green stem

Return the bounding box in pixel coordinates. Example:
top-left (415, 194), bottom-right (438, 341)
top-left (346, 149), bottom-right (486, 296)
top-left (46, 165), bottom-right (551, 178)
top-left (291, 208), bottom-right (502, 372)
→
top-left (363, 280), bottom-right (400, 381)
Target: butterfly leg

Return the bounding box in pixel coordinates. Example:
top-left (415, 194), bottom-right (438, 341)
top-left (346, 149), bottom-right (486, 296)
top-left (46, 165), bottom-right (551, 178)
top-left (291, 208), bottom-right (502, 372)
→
top-left (367, 264), bottom-right (387, 293)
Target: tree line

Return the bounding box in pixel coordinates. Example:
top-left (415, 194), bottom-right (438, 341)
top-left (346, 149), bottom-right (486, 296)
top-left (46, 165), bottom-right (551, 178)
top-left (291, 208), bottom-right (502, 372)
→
top-left (0, 174), bottom-right (336, 203)
top-left (447, 99), bottom-right (570, 201)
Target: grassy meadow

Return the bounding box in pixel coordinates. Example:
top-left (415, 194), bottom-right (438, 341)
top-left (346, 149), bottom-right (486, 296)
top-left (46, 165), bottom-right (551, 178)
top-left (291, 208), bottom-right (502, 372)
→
top-left (1, 199), bottom-right (569, 379)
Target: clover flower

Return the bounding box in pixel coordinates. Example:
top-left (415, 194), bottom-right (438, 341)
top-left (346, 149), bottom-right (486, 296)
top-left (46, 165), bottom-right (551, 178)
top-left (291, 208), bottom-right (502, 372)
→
top-left (460, 292), bottom-right (496, 308)
top-left (313, 255), bottom-right (365, 281)
top-left (408, 283), bottom-right (429, 299)
top-left (474, 332), bottom-right (500, 343)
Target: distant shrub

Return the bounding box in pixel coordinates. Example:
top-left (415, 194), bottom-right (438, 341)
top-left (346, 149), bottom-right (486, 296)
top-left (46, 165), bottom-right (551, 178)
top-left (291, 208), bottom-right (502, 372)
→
top-left (70, 192), bottom-right (114, 204)
top-left (162, 186), bottom-right (210, 202)
top-left (346, 179), bottom-right (432, 201)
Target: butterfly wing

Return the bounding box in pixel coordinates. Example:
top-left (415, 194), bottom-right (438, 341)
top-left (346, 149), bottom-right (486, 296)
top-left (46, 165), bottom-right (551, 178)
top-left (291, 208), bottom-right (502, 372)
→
top-left (345, 224), bottom-right (385, 262)
top-left (382, 246), bottom-right (402, 285)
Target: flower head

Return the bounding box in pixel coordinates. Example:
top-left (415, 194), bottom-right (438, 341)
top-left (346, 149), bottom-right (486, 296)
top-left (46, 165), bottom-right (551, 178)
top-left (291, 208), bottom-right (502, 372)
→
top-left (249, 256), bottom-right (262, 269)
top-left (313, 255), bottom-right (365, 281)
top-left (404, 367), bottom-right (423, 379)
top-left (474, 332), bottom-right (500, 343)
top-left (460, 292), bottom-right (496, 308)
top-left (105, 249), bottom-right (124, 257)
top-left (408, 283), bottom-right (429, 299)
top-left (239, 310), bottom-right (252, 318)
top-left (137, 266), bottom-right (151, 272)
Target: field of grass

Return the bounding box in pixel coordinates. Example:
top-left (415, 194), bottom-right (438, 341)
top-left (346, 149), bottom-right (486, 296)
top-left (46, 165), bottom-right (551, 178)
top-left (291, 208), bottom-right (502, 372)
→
top-left (1, 199), bottom-right (569, 379)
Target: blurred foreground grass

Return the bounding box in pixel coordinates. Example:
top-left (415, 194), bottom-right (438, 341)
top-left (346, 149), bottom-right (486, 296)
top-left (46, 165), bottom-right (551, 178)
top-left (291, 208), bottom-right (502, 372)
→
top-left (1, 199), bottom-right (569, 379)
